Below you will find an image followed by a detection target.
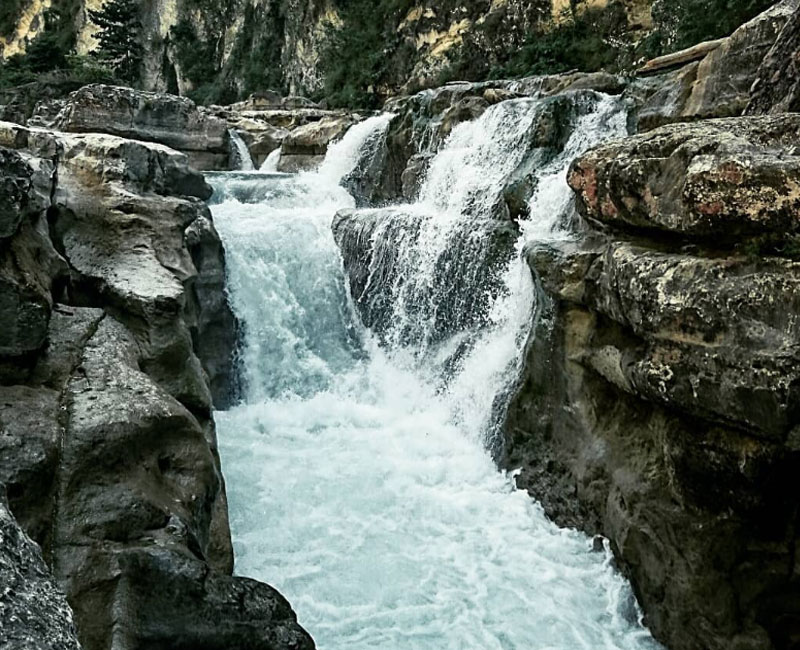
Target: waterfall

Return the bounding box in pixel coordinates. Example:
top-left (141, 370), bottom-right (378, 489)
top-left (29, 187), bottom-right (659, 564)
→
top-left (260, 149), bottom-right (281, 171)
top-left (207, 96), bottom-right (661, 650)
top-left (229, 128), bottom-right (255, 170)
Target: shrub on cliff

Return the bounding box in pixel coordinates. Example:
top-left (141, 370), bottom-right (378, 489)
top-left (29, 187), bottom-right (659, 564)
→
top-left (0, 0), bottom-right (25, 40)
top-left (321, 0), bottom-right (417, 109)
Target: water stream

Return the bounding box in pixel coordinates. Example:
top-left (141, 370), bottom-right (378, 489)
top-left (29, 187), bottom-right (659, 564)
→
top-left (208, 96), bottom-right (661, 650)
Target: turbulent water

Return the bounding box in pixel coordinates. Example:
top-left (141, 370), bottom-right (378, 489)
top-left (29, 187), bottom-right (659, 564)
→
top-left (229, 128), bottom-right (255, 170)
top-left (208, 97), bottom-right (662, 650)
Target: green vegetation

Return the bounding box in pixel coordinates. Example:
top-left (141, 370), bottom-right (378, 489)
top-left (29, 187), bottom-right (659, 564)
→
top-left (0, 3), bottom-right (114, 91)
top-left (0, 0), bottom-right (25, 39)
top-left (481, 0), bottom-right (776, 85)
top-left (649, 0), bottom-right (776, 54)
top-left (321, 0), bottom-right (417, 108)
top-left (741, 233), bottom-right (800, 261)
top-left (0, 0), bottom-right (783, 108)
top-left (88, 0), bottom-right (143, 85)
top-left (488, 5), bottom-right (627, 79)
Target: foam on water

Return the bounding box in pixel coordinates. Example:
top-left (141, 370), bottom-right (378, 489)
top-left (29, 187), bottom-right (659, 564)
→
top-left (210, 102), bottom-right (661, 650)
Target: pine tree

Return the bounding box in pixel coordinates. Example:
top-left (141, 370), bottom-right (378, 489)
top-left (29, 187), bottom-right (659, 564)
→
top-left (88, 0), bottom-right (142, 85)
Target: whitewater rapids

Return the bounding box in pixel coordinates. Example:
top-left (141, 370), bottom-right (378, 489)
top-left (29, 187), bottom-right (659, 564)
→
top-left (209, 102), bottom-right (662, 650)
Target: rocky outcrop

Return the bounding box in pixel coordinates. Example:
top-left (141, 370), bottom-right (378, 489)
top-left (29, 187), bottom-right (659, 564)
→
top-left (0, 122), bottom-right (311, 650)
top-left (229, 119), bottom-right (289, 168)
top-left (361, 73), bottom-right (626, 207)
top-left (568, 115), bottom-right (800, 241)
top-left (333, 207), bottom-right (519, 343)
top-left (747, 4), bottom-right (800, 115)
top-left (277, 114), bottom-right (357, 172)
top-left (31, 84), bottom-right (231, 171)
top-left (504, 115), bottom-right (800, 650)
top-left (0, 488), bottom-right (83, 650)
top-left (632, 0), bottom-right (799, 130)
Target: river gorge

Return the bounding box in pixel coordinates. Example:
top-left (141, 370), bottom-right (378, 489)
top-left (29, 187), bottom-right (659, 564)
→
top-left (207, 98), bottom-right (661, 649)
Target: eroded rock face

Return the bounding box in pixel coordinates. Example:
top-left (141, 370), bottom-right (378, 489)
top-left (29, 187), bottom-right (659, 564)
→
top-left (0, 489), bottom-right (82, 650)
top-left (0, 123), bottom-right (309, 650)
top-left (505, 113), bottom-right (800, 650)
top-left (747, 4), bottom-right (800, 115)
top-left (567, 115), bottom-right (800, 242)
top-left (632, 0), bottom-right (799, 130)
top-left (34, 84), bottom-right (231, 171)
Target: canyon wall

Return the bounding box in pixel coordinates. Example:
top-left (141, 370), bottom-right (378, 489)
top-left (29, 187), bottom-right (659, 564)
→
top-left (0, 117), bottom-right (312, 649)
top-left (502, 5), bottom-right (800, 650)
top-left (1, 0), bottom-right (655, 102)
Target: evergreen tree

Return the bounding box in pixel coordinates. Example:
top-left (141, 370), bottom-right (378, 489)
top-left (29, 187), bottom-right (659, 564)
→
top-left (89, 0), bottom-right (142, 85)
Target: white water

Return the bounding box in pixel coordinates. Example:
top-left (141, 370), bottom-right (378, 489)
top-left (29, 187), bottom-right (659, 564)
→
top-left (229, 128), bottom-right (255, 170)
top-left (260, 148), bottom-right (282, 171)
top-left (210, 99), bottom-right (660, 650)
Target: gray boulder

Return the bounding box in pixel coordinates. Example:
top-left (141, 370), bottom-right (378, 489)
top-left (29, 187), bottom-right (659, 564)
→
top-left (37, 85), bottom-right (231, 171)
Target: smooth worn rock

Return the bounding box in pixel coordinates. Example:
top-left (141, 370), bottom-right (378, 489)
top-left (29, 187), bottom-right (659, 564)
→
top-left (0, 386), bottom-right (61, 546)
top-left (278, 115), bottom-right (357, 172)
top-left (185, 214), bottom-right (241, 408)
top-left (40, 85), bottom-right (231, 171)
top-left (0, 148), bottom-right (62, 365)
top-left (632, 62), bottom-right (699, 132)
top-left (0, 120), bottom-right (308, 650)
top-left (568, 114), bottom-right (800, 242)
top-left (0, 488), bottom-right (82, 650)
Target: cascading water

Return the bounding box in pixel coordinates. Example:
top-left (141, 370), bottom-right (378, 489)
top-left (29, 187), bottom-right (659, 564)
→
top-left (229, 128), bottom-right (255, 170)
top-left (261, 148), bottom-right (282, 171)
top-left (208, 98), bottom-right (662, 650)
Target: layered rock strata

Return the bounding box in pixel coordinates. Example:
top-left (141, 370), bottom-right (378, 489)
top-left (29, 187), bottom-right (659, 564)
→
top-left (29, 84), bottom-right (232, 171)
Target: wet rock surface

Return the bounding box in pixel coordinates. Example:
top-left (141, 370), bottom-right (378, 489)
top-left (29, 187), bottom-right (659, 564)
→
top-left (505, 113), bottom-right (800, 650)
top-left (0, 122), bottom-right (311, 650)
top-left (0, 488), bottom-right (82, 650)
top-left (277, 114), bottom-right (358, 172)
top-left (361, 74), bottom-right (627, 208)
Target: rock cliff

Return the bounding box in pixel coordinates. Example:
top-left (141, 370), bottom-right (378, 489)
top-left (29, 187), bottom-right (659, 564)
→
top-left (2, 0), bottom-right (658, 104)
top-left (505, 115), bottom-right (800, 650)
top-left (0, 487), bottom-right (82, 650)
top-left (0, 121), bottom-right (312, 649)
